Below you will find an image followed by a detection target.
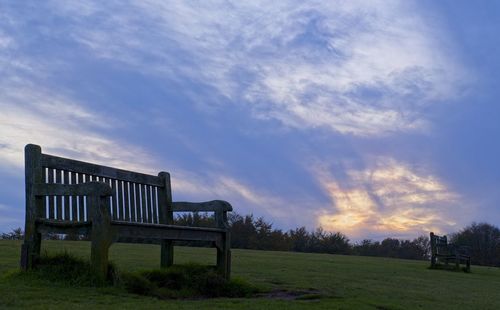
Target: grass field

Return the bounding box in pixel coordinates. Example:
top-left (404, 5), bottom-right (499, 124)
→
top-left (1, 240), bottom-right (499, 309)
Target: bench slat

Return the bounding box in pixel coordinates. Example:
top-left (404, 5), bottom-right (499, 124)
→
top-left (110, 178), bottom-right (117, 220)
top-left (124, 181), bottom-right (130, 221)
top-left (147, 185), bottom-right (153, 223)
top-left (70, 171), bottom-right (77, 221)
top-left (55, 169), bottom-right (62, 220)
top-left (41, 154), bottom-right (163, 186)
top-left (41, 168), bottom-right (47, 218)
top-left (152, 186), bottom-right (158, 224)
top-left (135, 183), bottom-right (141, 222)
top-left (117, 180), bottom-right (124, 220)
top-left (130, 182), bottom-right (137, 222)
top-left (77, 173), bottom-right (85, 221)
top-left (63, 170), bottom-right (70, 221)
top-left (141, 184), bottom-right (148, 223)
top-left (47, 168), bottom-right (55, 219)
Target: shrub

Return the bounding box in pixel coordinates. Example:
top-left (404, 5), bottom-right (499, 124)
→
top-left (121, 264), bottom-right (260, 299)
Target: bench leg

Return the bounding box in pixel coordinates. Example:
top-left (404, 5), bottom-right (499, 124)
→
top-left (90, 232), bottom-right (112, 281)
top-left (455, 254), bottom-right (460, 270)
top-left (216, 232), bottom-right (231, 280)
top-left (466, 258), bottom-right (471, 272)
top-left (20, 232), bottom-right (41, 270)
top-left (430, 255), bottom-right (436, 268)
top-left (89, 195), bottom-right (113, 281)
top-left (161, 240), bottom-right (174, 268)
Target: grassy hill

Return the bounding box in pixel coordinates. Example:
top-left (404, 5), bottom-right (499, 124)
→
top-left (1, 240), bottom-right (499, 309)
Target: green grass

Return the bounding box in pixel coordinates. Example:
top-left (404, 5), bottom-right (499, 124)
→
top-left (1, 240), bottom-right (500, 309)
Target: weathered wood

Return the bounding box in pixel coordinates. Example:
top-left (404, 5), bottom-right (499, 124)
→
top-left (141, 184), bottom-right (148, 223)
top-left (172, 200), bottom-right (233, 213)
top-left (134, 183), bottom-right (141, 222)
top-left (157, 172), bottom-right (174, 268)
top-left (70, 171), bottom-right (77, 221)
top-left (125, 182), bottom-right (132, 221)
top-left (152, 187), bottom-right (158, 224)
top-left (130, 182), bottom-right (137, 222)
top-left (117, 180), bottom-right (124, 220)
top-left (33, 182), bottom-right (113, 196)
top-left (55, 169), bottom-right (62, 220)
top-left (41, 154), bottom-right (163, 186)
top-left (110, 178), bottom-right (117, 220)
top-left (146, 185), bottom-right (153, 224)
top-left (41, 168), bottom-right (47, 218)
top-left (77, 173), bottom-right (85, 221)
top-left (23, 144), bottom-right (233, 278)
top-left (111, 221), bottom-right (225, 241)
top-left (48, 168), bottom-right (55, 219)
top-left (63, 170), bottom-right (70, 220)
top-left (89, 191), bottom-right (113, 280)
top-left (216, 231), bottom-right (231, 279)
top-left (21, 144), bottom-right (43, 270)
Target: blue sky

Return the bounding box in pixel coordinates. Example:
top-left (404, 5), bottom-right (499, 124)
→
top-left (1, 1), bottom-right (499, 240)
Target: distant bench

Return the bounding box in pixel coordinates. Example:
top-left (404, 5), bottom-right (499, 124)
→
top-left (430, 232), bottom-right (470, 272)
top-left (21, 144), bottom-right (232, 279)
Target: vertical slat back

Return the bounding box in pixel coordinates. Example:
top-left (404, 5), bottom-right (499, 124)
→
top-left (70, 171), bottom-right (77, 221)
top-left (77, 173), bottom-right (85, 221)
top-left (41, 168), bottom-right (47, 218)
top-left (146, 185), bottom-right (152, 223)
top-left (152, 186), bottom-right (158, 224)
top-left (134, 183), bottom-right (141, 222)
top-left (110, 179), bottom-right (117, 220)
top-left (63, 170), bottom-right (70, 221)
top-left (117, 180), bottom-right (124, 220)
top-left (124, 181), bottom-right (130, 221)
top-left (47, 168), bottom-right (55, 219)
top-left (55, 169), bottom-right (62, 220)
top-left (141, 184), bottom-right (148, 223)
top-left (129, 182), bottom-right (137, 222)
top-left (38, 151), bottom-right (167, 224)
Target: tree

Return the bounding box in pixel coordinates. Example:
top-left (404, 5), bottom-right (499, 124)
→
top-left (0, 227), bottom-right (24, 240)
top-left (450, 222), bottom-right (500, 266)
top-left (288, 227), bottom-right (309, 252)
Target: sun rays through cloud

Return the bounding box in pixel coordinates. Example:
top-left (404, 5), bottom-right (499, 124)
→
top-left (314, 158), bottom-right (463, 239)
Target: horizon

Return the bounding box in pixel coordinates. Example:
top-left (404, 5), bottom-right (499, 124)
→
top-left (1, 1), bottom-right (500, 241)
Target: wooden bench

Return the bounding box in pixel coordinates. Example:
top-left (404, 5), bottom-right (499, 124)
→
top-left (430, 232), bottom-right (470, 272)
top-left (21, 144), bottom-right (232, 279)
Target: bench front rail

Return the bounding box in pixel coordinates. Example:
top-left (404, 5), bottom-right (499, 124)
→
top-left (21, 144), bottom-right (232, 279)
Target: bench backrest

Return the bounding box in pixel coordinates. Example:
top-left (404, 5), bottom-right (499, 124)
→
top-left (26, 144), bottom-right (173, 225)
top-left (430, 232), bottom-right (450, 255)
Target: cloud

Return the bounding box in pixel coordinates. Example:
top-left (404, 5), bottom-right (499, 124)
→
top-left (313, 158), bottom-right (464, 239)
top-left (0, 79), bottom-right (156, 173)
top-left (172, 172), bottom-right (287, 216)
top-left (47, 0), bottom-right (467, 136)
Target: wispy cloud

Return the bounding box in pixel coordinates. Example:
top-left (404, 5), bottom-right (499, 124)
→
top-left (312, 158), bottom-right (465, 239)
top-left (49, 0), bottom-right (468, 136)
top-left (0, 71), bottom-right (156, 172)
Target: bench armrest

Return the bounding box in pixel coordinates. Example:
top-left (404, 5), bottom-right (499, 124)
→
top-left (171, 200), bottom-right (232, 213)
top-left (172, 200), bottom-right (232, 229)
top-left (33, 181), bottom-right (113, 197)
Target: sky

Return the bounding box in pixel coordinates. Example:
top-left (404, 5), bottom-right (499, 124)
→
top-left (1, 1), bottom-right (499, 241)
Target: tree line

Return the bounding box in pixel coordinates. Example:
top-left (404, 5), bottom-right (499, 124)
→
top-left (2, 213), bottom-right (499, 267)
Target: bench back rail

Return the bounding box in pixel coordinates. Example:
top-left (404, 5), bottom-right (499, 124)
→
top-left (35, 153), bottom-right (172, 225)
